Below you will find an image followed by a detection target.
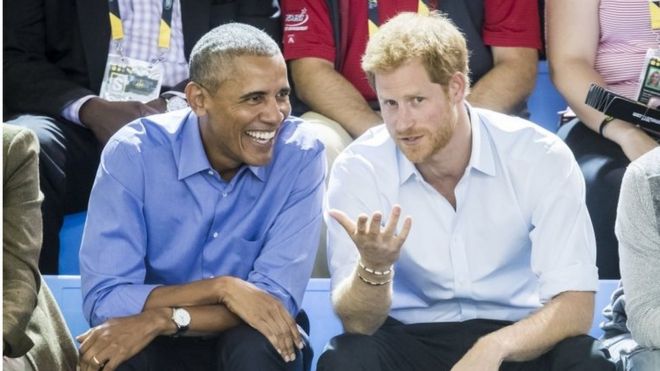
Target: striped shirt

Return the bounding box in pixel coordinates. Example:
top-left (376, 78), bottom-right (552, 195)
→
top-left (114, 0), bottom-right (188, 87)
top-left (597, 0), bottom-right (660, 99)
top-left (63, 0), bottom-right (188, 125)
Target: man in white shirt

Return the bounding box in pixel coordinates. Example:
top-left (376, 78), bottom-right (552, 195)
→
top-left (322, 12), bottom-right (614, 371)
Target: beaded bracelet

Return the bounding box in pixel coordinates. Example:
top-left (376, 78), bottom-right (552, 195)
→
top-left (358, 260), bottom-right (392, 276)
top-left (357, 272), bottom-right (392, 286)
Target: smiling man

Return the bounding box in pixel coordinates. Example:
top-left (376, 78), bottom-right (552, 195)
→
top-left (77, 23), bottom-right (325, 371)
top-left (321, 12), bottom-right (613, 371)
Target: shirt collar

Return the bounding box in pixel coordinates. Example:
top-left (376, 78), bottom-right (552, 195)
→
top-left (176, 112), bottom-right (267, 182)
top-left (177, 112), bottom-right (213, 180)
top-left (248, 164), bottom-right (267, 182)
top-left (396, 103), bottom-right (497, 184)
top-left (466, 103), bottom-right (496, 177)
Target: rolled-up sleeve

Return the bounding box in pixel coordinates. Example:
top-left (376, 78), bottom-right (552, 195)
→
top-left (528, 140), bottom-right (599, 302)
top-left (80, 135), bottom-right (159, 326)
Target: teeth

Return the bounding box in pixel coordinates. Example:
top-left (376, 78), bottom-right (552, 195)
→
top-left (246, 130), bottom-right (276, 143)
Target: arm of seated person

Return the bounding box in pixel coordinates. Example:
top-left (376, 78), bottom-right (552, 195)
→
top-left (78, 276), bottom-right (301, 371)
top-left (617, 151), bottom-right (660, 347)
top-left (547, 0), bottom-right (657, 160)
top-left (2, 127), bottom-right (42, 357)
top-left (329, 207), bottom-right (412, 335)
top-left (467, 46), bottom-right (537, 114)
top-left (451, 291), bottom-right (594, 370)
top-left (143, 275), bottom-right (302, 350)
top-left (290, 57), bottom-right (382, 138)
top-left (79, 98), bottom-right (163, 145)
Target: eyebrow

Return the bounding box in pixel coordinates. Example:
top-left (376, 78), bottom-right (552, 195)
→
top-left (238, 87), bottom-right (291, 101)
top-left (239, 91), bottom-right (267, 100)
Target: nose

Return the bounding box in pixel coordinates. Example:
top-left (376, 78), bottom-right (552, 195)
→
top-left (393, 104), bottom-right (415, 134)
top-left (261, 96), bottom-right (288, 125)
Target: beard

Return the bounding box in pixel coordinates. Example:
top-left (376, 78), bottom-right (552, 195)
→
top-left (396, 105), bottom-right (457, 165)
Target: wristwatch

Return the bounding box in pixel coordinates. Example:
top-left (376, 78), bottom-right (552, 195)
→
top-left (161, 91), bottom-right (188, 112)
top-left (171, 307), bottom-right (191, 337)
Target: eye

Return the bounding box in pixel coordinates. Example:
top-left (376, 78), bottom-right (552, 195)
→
top-left (381, 99), bottom-right (397, 107)
top-left (277, 89), bottom-right (291, 99)
top-left (413, 96), bottom-right (425, 104)
top-left (242, 94), bottom-right (265, 105)
top-left (249, 95), bottom-right (264, 103)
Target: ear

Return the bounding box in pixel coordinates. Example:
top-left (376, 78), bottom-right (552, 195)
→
top-left (185, 82), bottom-right (207, 116)
top-left (447, 72), bottom-right (467, 104)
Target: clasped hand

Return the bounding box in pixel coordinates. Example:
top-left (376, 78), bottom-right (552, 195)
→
top-left (219, 278), bottom-right (303, 363)
top-left (77, 308), bottom-right (168, 371)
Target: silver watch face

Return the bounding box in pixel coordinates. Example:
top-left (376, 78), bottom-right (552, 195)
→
top-left (172, 308), bottom-right (191, 328)
top-left (166, 96), bottom-right (189, 112)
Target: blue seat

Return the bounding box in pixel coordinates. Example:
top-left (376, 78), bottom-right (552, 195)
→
top-left (58, 211), bottom-right (86, 274)
top-left (43, 275), bottom-right (89, 342)
top-left (300, 279), bottom-right (343, 368)
top-left (528, 61), bottom-right (567, 133)
top-left (43, 275), bottom-right (618, 369)
top-left (44, 275), bottom-right (341, 371)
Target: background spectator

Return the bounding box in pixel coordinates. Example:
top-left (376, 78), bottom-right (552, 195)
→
top-left (547, 0), bottom-right (659, 278)
top-left (3, 124), bottom-right (78, 371)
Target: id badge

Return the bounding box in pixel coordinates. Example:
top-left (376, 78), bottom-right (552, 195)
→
top-left (99, 54), bottom-right (163, 102)
top-left (636, 49), bottom-right (660, 105)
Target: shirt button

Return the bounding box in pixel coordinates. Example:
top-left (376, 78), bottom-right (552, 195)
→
top-left (222, 192), bottom-right (228, 197)
top-left (212, 232), bottom-right (218, 238)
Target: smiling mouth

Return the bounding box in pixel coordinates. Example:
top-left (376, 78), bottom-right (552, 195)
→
top-left (245, 130), bottom-right (276, 144)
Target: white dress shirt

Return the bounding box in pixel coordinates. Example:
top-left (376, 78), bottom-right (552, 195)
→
top-left (326, 105), bottom-right (599, 324)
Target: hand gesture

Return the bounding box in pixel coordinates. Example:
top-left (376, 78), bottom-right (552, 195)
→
top-left (219, 277), bottom-right (302, 363)
top-left (79, 98), bottom-right (163, 145)
top-left (77, 308), bottom-right (168, 371)
top-left (329, 205), bottom-right (412, 270)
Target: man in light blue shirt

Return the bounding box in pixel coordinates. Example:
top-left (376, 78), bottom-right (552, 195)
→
top-left (321, 12), bottom-right (613, 371)
top-left (78, 23), bottom-right (325, 371)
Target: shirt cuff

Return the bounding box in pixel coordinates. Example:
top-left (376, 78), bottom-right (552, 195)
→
top-left (61, 95), bottom-right (96, 126)
top-left (250, 273), bottom-right (297, 316)
top-left (538, 263), bottom-right (599, 303)
top-left (89, 284), bottom-right (160, 326)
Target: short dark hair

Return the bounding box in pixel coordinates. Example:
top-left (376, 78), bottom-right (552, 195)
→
top-left (189, 23), bottom-right (281, 93)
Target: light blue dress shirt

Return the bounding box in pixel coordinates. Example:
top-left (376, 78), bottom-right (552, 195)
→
top-left (327, 105), bottom-right (598, 324)
top-left (80, 109), bottom-right (326, 326)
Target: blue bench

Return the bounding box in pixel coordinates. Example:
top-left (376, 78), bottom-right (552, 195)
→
top-left (45, 275), bottom-right (616, 370)
top-left (528, 60), bottom-right (567, 133)
top-left (58, 212), bottom-right (86, 275)
top-left (44, 275), bottom-right (341, 370)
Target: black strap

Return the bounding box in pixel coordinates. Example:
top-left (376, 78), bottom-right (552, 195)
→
top-left (327, 0), bottom-right (342, 71)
